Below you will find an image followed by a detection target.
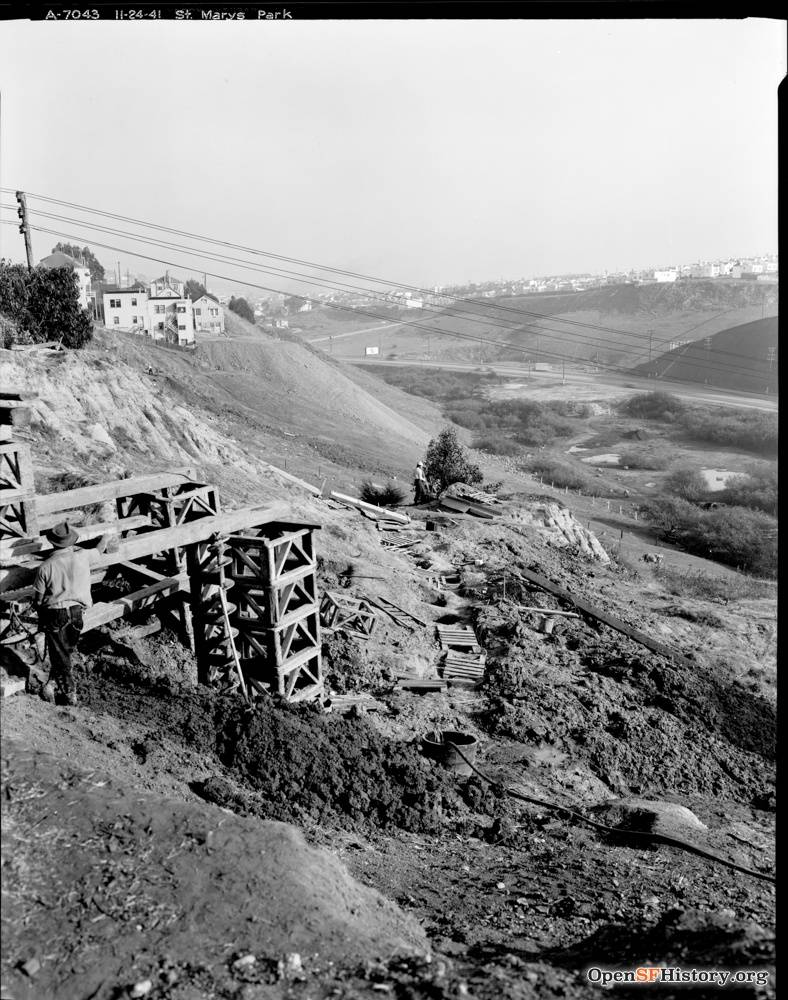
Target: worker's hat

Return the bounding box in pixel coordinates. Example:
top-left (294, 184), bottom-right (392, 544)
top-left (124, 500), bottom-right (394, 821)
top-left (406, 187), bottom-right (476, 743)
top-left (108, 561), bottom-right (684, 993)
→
top-left (46, 522), bottom-right (79, 548)
top-left (416, 461), bottom-right (423, 466)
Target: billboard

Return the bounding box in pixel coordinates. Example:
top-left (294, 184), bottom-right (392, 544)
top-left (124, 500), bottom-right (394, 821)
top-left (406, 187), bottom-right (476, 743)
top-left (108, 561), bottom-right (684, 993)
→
top-left (365, 346), bottom-right (380, 356)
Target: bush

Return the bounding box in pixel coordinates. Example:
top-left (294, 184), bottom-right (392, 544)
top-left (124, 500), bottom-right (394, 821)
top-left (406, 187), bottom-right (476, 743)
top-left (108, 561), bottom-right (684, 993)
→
top-left (619, 391), bottom-right (686, 420)
top-left (472, 434), bottom-right (522, 456)
top-left (0, 261), bottom-right (92, 348)
top-left (678, 406), bottom-right (778, 456)
top-left (359, 480), bottom-right (406, 507)
top-left (718, 465), bottom-right (777, 515)
top-left (525, 457), bottom-right (595, 492)
top-left (664, 467), bottom-right (709, 503)
top-left (617, 446), bottom-right (671, 470)
top-left (643, 497), bottom-right (777, 576)
top-left (228, 296), bottom-right (255, 323)
top-left (423, 426), bottom-right (483, 492)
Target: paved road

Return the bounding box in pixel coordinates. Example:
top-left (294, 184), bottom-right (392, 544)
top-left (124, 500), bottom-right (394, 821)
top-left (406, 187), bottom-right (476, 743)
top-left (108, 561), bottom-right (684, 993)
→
top-left (344, 357), bottom-right (778, 412)
top-left (305, 322), bottom-right (402, 344)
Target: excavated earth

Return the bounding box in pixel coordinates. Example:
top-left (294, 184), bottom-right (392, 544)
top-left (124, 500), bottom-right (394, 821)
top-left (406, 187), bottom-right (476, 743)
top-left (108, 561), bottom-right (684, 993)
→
top-left (1, 336), bottom-right (776, 999)
top-left (1, 499), bottom-right (775, 1000)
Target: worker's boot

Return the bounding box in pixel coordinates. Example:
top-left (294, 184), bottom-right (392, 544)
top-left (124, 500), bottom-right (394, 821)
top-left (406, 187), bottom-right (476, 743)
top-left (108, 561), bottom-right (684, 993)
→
top-left (40, 681), bottom-right (56, 704)
top-left (63, 692), bottom-right (78, 707)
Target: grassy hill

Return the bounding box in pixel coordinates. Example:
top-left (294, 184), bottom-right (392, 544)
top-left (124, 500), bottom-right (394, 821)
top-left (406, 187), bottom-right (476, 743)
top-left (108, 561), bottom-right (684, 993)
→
top-left (631, 316), bottom-right (778, 394)
top-left (307, 280), bottom-right (777, 372)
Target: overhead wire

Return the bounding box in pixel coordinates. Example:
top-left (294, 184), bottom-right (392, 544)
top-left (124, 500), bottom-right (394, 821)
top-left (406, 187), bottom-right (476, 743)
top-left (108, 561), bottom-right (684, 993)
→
top-left (0, 201), bottom-right (771, 384)
top-left (3, 214), bottom-right (770, 389)
top-left (3, 187), bottom-right (775, 372)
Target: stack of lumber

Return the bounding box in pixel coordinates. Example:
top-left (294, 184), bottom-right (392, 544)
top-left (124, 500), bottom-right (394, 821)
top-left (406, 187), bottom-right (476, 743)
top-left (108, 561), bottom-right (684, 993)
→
top-left (396, 676), bottom-right (447, 692)
top-left (450, 484), bottom-right (500, 505)
top-left (323, 692), bottom-right (386, 714)
top-left (436, 623), bottom-right (486, 687)
top-left (364, 595), bottom-right (426, 632)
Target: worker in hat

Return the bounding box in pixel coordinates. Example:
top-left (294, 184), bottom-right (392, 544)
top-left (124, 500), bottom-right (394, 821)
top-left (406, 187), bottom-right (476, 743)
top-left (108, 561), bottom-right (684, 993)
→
top-left (413, 460), bottom-right (428, 505)
top-left (32, 522), bottom-right (93, 706)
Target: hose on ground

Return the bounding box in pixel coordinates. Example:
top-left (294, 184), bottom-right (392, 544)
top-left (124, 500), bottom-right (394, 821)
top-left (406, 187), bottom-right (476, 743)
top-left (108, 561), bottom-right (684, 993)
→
top-left (451, 744), bottom-right (775, 885)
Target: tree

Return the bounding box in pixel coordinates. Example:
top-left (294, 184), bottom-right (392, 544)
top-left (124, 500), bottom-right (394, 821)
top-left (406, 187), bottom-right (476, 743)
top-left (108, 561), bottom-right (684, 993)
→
top-left (664, 467), bottom-right (708, 503)
top-left (228, 296), bottom-right (255, 323)
top-left (285, 295), bottom-right (307, 313)
top-left (185, 278), bottom-right (208, 302)
top-left (52, 243), bottom-right (105, 283)
top-left (0, 261), bottom-right (92, 349)
top-left (423, 426), bottom-right (483, 493)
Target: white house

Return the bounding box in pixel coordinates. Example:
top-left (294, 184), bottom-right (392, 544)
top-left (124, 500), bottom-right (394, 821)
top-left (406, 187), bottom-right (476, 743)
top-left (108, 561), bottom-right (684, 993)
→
top-left (191, 293), bottom-right (225, 335)
top-left (38, 251), bottom-right (92, 310)
top-left (148, 274), bottom-right (194, 345)
top-left (654, 269), bottom-right (678, 283)
top-left (102, 283), bottom-right (150, 332)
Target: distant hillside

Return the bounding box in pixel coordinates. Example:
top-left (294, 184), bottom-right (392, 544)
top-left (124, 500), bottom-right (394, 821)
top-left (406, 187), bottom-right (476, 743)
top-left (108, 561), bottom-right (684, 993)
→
top-left (631, 316), bottom-right (778, 394)
top-left (312, 280), bottom-right (777, 370)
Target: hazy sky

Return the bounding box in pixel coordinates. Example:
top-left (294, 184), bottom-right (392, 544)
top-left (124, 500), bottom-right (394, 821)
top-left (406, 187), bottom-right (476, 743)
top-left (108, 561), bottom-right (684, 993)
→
top-left (0, 18), bottom-right (784, 291)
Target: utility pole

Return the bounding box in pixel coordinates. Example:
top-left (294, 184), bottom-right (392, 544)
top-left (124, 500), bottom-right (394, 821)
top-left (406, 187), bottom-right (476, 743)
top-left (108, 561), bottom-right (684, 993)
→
top-left (15, 192), bottom-right (34, 270)
top-left (562, 359), bottom-right (566, 386)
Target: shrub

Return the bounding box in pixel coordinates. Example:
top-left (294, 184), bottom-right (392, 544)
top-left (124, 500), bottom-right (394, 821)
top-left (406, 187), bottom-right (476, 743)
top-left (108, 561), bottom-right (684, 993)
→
top-left (359, 480), bottom-right (406, 507)
top-left (664, 467), bottom-right (709, 503)
top-left (617, 446), bottom-right (671, 470)
top-left (472, 435), bottom-right (522, 456)
top-left (678, 406), bottom-right (778, 456)
top-left (228, 296), bottom-right (255, 323)
top-left (642, 498), bottom-right (777, 577)
top-left (718, 465), bottom-right (777, 515)
top-left (525, 457), bottom-right (594, 492)
top-left (0, 261), bottom-right (92, 348)
top-left (619, 391), bottom-right (686, 420)
top-left (423, 426), bottom-right (483, 492)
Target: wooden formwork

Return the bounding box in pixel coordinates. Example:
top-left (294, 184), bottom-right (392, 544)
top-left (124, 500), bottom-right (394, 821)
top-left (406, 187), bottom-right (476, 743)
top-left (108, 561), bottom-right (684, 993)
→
top-left (319, 591), bottom-right (377, 639)
top-left (224, 522), bottom-right (323, 702)
top-left (0, 455), bottom-right (323, 702)
top-left (0, 442), bottom-right (39, 543)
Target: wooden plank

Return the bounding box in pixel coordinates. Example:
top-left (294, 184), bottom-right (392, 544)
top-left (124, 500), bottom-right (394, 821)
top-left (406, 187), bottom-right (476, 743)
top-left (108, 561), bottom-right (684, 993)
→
top-left (35, 468), bottom-right (198, 516)
top-left (0, 503), bottom-right (291, 596)
top-left (396, 677), bottom-right (446, 691)
top-left (83, 576), bottom-right (187, 630)
top-left (370, 596), bottom-right (429, 627)
top-left (328, 490), bottom-right (410, 525)
top-left (517, 567), bottom-right (696, 671)
top-left (0, 515), bottom-right (151, 562)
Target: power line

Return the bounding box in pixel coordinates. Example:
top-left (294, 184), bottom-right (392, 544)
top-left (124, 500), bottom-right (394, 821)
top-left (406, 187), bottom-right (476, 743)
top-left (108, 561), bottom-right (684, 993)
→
top-left (0, 202), bottom-right (771, 383)
top-left (7, 186), bottom-right (770, 360)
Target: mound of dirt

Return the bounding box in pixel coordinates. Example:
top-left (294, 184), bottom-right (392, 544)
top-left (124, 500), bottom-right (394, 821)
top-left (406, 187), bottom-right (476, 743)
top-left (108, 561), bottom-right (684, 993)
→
top-left (478, 603), bottom-right (775, 806)
top-left (77, 669), bottom-right (456, 833)
top-left (555, 906), bottom-right (773, 970)
top-left (1, 739), bottom-right (427, 1000)
top-left (591, 797), bottom-right (708, 843)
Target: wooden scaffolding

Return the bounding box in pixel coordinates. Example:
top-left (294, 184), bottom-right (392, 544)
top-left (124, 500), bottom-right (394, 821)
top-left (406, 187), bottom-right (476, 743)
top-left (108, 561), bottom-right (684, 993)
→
top-left (1, 397), bottom-right (323, 702)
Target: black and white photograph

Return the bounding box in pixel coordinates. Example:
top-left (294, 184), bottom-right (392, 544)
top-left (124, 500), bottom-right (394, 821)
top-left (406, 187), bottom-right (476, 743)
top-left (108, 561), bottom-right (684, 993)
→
top-left (0, 13), bottom-right (781, 1000)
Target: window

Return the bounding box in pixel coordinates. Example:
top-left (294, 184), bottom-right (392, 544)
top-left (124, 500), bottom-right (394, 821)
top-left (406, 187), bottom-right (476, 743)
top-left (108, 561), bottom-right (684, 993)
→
top-left (109, 298), bottom-right (120, 308)
top-left (131, 298), bottom-right (137, 306)
top-left (178, 323), bottom-right (186, 331)
top-left (113, 317), bottom-right (119, 325)
top-left (177, 305), bottom-right (186, 314)
top-left (195, 308), bottom-right (201, 316)
top-left (155, 305), bottom-right (165, 314)
top-left (132, 316), bottom-right (138, 324)
top-left (209, 308), bottom-right (218, 316)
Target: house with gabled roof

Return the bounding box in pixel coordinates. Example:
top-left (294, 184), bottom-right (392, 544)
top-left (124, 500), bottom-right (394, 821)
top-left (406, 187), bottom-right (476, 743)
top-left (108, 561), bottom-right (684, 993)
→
top-left (189, 291), bottom-right (225, 335)
top-left (38, 251), bottom-right (92, 310)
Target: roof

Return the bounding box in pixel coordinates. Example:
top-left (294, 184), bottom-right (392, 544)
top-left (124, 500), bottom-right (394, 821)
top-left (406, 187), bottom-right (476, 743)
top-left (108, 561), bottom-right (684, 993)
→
top-left (189, 291), bottom-right (220, 304)
top-left (101, 283), bottom-right (148, 294)
top-left (39, 251), bottom-right (88, 271)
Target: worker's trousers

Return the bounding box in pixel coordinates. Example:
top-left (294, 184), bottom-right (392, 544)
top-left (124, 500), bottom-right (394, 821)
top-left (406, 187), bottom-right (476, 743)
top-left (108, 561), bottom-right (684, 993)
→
top-left (39, 606), bottom-right (83, 698)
